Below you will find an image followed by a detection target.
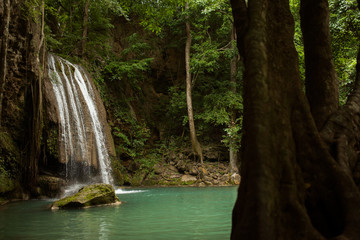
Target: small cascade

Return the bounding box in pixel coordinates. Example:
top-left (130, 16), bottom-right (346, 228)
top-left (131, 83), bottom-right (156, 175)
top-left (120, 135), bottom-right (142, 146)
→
top-left (47, 54), bottom-right (113, 185)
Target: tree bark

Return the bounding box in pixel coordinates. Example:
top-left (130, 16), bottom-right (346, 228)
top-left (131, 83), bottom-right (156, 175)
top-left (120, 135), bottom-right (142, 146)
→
top-left (185, 1), bottom-right (203, 164)
top-left (230, 0), bottom-right (360, 239)
top-left (81, 0), bottom-right (89, 58)
top-left (230, 0), bottom-right (247, 59)
top-left (0, 0), bottom-right (11, 126)
top-left (300, 0), bottom-right (339, 130)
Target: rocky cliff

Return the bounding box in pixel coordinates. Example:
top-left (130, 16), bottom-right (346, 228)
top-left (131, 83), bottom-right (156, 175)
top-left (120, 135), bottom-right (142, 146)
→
top-left (0, 0), bottom-right (44, 199)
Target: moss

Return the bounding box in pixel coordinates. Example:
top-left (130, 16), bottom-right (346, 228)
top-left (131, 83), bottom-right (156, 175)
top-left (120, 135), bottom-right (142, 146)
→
top-left (129, 171), bottom-right (147, 186)
top-left (0, 169), bottom-right (15, 193)
top-left (46, 128), bottom-right (59, 159)
top-left (181, 180), bottom-right (196, 185)
top-left (0, 130), bottom-right (20, 195)
top-left (52, 184), bottom-right (119, 209)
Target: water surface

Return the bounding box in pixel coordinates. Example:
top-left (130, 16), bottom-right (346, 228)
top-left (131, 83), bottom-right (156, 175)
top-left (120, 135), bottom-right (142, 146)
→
top-left (0, 186), bottom-right (237, 240)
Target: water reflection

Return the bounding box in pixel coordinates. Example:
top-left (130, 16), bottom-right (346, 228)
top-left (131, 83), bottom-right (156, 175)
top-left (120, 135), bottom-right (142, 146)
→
top-left (0, 187), bottom-right (237, 240)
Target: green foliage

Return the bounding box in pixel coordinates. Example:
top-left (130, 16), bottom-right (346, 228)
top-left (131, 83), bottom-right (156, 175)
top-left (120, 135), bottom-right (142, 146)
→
top-left (290, 0), bottom-right (359, 104)
top-left (329, 0), bottom-right (359, 104)
top-left (119, 0), bottom-right (186, 34)
top-left (112, 117), bottom-right (150, 160)
top-left (44, 0), bottom-right (126, 60)
top-left (222, 119), bottom-right (242, 151)
top-left (101, 34), bottom-right (153, 92)
top-left (23, 0), bottom-right (44, 22)
top-left (102, 58), bottom-right (153, 88)
top-left (290, 0), bottom-right (305, 82)
top-left (161, 0), bottom-right (243, 148)
top-left (46, 128), bottom-right (58, 159)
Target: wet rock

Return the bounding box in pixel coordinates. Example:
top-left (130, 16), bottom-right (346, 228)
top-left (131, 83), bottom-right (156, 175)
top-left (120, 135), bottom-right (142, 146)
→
top-left (38, 175), bottom-right (66, 198)
top-left (51, 183), bottom-right (120, 210)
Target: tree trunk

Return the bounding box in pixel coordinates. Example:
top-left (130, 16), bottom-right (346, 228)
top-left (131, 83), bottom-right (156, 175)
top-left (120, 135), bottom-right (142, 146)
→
top-left (229, 23), bottom-right (239, 173)
top-left (230, 0), bottom-right (360, 239)
top-left (0, 0), bottom-right (11, 126)
top-left (300, 0), bottom-right (339, 129)
top-left (185, 1), bottom-right (203, 164)
top-left (81, 0), bottom-right (89, 58)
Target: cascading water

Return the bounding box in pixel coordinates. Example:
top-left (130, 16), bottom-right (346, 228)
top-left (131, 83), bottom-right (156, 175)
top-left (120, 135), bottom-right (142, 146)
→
top-left (47, 54), bottom-right (113, 185)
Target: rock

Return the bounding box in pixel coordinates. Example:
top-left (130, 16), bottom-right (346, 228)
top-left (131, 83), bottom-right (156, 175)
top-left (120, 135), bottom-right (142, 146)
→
top-left (38, 175), bottom-right (66, 198)
top-left (220, 174), bottom-right (230, 183)
top-left (175, 160), bottom-right (187, 172)
top-left (51, 183), bottom-right (120, 210)
top-left (169, 165), bottom-right (178, 173)
top-left (189, 166), bottom-right (198, 176)
top-left (213, 179), bottom-right (220, 185)
top-left (170, 173), bottom-right (182, 179)
top-left (181, 175), bottom-right (197, 183)
top-left (153, 163), bottom-right (164, 175)
top-left (231, 173), bottom-right (241, 185)
top-left (198, 166), bottom-right (208, 178)
top-left (203, 176), bottom-right (213, 182)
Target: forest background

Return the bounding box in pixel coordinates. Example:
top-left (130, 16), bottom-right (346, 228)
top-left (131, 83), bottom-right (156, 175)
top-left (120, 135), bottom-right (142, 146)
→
top-left (1, 0), bottom-right (359, 189)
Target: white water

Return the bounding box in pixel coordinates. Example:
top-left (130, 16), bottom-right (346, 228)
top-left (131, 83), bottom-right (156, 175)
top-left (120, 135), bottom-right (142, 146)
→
top-left (115, 189), bottom-right (147, 194)
top-left (48, 54), bottom-right (113, 185)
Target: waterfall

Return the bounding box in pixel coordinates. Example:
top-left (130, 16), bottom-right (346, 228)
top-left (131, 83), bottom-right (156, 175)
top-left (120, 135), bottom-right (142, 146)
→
top-left (47, 54), bottom-right (113, 185)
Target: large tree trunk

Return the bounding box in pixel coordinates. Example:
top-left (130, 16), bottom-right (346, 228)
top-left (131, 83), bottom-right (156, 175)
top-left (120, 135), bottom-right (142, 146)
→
top-left (230, 0), bottom-right (360, 239)
top-left (185, 1), bottom-right (203, 164)
top-left (300, 0), bottom-right (339, 129)
top-left (0, 0), bottom-right (11, 126)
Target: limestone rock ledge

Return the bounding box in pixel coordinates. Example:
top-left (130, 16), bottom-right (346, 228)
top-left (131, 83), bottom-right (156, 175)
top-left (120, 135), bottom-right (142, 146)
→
top-left (51, 183), bottom-right (120, 210)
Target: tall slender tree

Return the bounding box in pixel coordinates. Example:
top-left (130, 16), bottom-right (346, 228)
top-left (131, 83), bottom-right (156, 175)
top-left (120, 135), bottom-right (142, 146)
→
top-left (185, 0), bottom-right (203, 164)
top-left (229, 23), bottom-right (239, 173)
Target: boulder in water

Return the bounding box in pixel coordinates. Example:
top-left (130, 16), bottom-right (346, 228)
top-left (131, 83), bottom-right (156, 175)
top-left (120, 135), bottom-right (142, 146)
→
top-left (51, 183), bottom-right (120, 210)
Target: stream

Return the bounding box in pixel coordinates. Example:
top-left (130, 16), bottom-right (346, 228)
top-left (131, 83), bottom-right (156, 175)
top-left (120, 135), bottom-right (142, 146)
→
top-left (0, 186), bottom-right (237, 240)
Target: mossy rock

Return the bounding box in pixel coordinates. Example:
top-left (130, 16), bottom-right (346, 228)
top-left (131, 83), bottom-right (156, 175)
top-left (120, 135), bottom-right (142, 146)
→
top-left (51, 183), bottom-right (121, 210)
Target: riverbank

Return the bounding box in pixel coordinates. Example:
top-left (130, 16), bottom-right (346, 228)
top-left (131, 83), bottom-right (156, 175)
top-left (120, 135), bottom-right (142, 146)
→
top-left (115, 157), bottom-right (240, 187)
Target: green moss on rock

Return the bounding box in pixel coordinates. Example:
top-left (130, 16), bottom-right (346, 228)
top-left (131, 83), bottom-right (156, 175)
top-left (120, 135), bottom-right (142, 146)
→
top-left (51, 183), bottom-right (121, 209)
